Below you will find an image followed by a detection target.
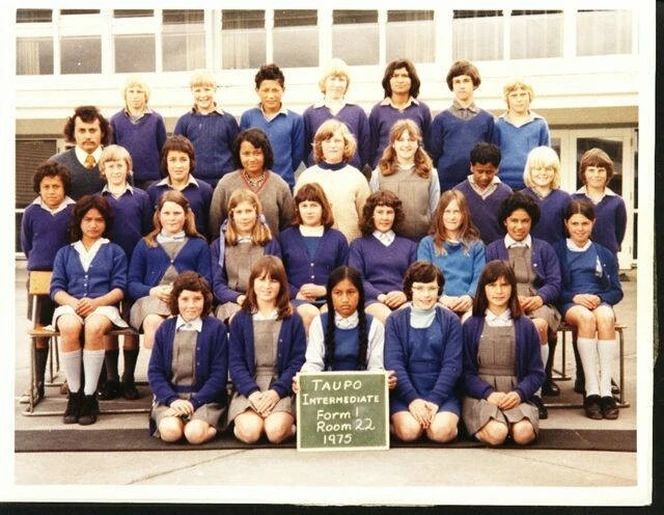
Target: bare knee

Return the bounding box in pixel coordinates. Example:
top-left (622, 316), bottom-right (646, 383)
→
top-left (391, 413), bottom-right (423, 442)
top-left (511, 420), bottom-right (536, 445)
top-left (426, 413), bottom-right (459, 443)
top-left (158, 417), bottom-right (184, 442)
top-left (233, 413), bottom-right (263, 444)
top-left (477, 419), bottom-right (508, 446)
top-left (264, 414), bottom-right (294, 444)
top-left (184, 420), bottom-right (216, 445)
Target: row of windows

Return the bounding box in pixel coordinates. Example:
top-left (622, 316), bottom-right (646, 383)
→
top-left (16, 9), bottom-right (633, 76)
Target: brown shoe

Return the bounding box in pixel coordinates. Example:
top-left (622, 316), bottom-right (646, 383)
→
top-left (583, 395), bottom-right (603, 420)
top-left (600, 396), bottom-right (619, 420)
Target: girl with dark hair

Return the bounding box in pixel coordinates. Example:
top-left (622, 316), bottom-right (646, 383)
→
top-left (128, 190), bottom-right (211, 349)
top-left (370, 119), bottom-right (440, 241)
top-left (461, 260), bottom-right (545, 446)
top-left (385, 261), bottom-right (462, 443)
top-left (486, 191), bottom-right (562, 417)
top-left (553, 200), bottom-right (623, 420)
top-left (228, 256), bottom-right (306, 444)
top-left (146, 135), bottom-right (213, 239)
top-left (298, 266), bottom-right (387, 375)
top-left (148, 271), bottom-right (228, 444)
top-left (368, 59), bottom-right (432, 168)
top-left (209, 128), bottom-right (294, 240)
top-left (417, 189), bottom-right (485, 320)
top-left (49, 195), bottom-right (128, 426)
top-left (211, 188), bottom-right (281, 324)
top-left (278, 183), bottom-right (349, 333)
top-left (349, 190), bottom-right (417, 324)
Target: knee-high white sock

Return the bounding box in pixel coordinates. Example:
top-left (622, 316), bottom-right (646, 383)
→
top-left (83, 349), bottom-right (106, 396)
top-left (576, 337), bottom-right (599, 396)
top-left (534, 343), bottom-right (550, 397)
top-left (597, 338), bottom-right (618, 397)
top-left (61, 349), bottom-right (82, 393)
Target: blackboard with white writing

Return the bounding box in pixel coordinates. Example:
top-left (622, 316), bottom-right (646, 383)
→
top-left (296, 371), bottom-right (389, 451)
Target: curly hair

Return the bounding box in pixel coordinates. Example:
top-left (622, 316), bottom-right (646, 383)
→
top-left (242, 255), bottom-right (293, 320)
top-left (254, 63), bottom-right (285, 89)
top-left (168, 271), bottom-right (214, 318)
top-left (497, 191), bottom-right (541, 229)
top-left (324, 266), bottom-right (368, 371)
top-left (33, 161), bottom-right (71, 196)
top-left (69, 195), bottom-right (114, 242)
top-left (62, 106), bottom-right (112, 146)
top-left (311, 119), bottom-right (357, 164)
top-left (359, 190), bottom-right (405, 236)
top-left (377, 119), bottom-right (433, 179)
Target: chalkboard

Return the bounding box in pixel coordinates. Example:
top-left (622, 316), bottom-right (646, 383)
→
top-left (296, 371), bottom-right (389, 452)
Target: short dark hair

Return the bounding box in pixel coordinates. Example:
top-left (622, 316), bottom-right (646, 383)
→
top-left (62, 106), bottom-right (112, 146)
top-left (168, 271), bottom-right (214, 318)
top-left (381, 59), bottom-right (421, 98)
top-left (69, 195), bottom-right (114, 242)
top-left (254, 63), bottom-right (285, 89)
top-left (498, 191), bottom-right (541, 228)
top-left (160, 135), bottom-right (196, 178)
top-left (402, 261), bottom-right (444, 301)
top-left (472, 260), bottom-right (523, 318)
top-left (564, 199), bottom-right (596, 223)
top-left (445, 59), bottom-right (481, 91)
top-left (33, 161), bottom-right (71, 196)
top-left (578, 147), bottom-right (614, 185)
top-left (232, 128), bottom-right (274, 171)
top-left (359, 190), bottom-right (405, 236)
top-left (470, 142), bottom-right (501, 167)
top-left (292, 183), bottom-right (335, 228)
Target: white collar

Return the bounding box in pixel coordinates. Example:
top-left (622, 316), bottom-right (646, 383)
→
top-left (299, 225), bottom-right (324, 237)
top-left (102, 184), bottom-right (134, 196)
top-left (33, 196), bottom-right (75, 214)
top-left (566, 238), bottom-right (592, 252)
top-left (157, 230), bottom-right (186, 243)
top-left (373, 230), bottom-right (395, 246)
top-left (156, 175), bottom-right (199, 188)
top-left (75, 146), bottom-right (103, 167)
top-left (335, 311), bottom-right (359, 329)
top-left (380, 96), bottom-right (419, 108)
top-left (253, 309), bottom-right (279, 321)
top-left (485, 308), bottom-right (513, 327)
top-left (505, 234), bottom-right (532, 248)
top-left (176, 315), bottom-right (203, 332)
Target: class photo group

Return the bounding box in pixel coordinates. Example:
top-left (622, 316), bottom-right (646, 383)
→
top-left (21, 56), bottom-right (627, 448)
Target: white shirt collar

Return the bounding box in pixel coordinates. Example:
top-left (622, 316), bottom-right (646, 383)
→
top-left (566, 238), bottom-right (592, 252)
top-left (299, 225), bottom-right (325, 237)
top-left (575, 185), bottom-right (618, 201)
top-left (75, 146), bottom-right (103, 167)
top-left (176, 315), bottom-right (203, 332)
top-left (505, 234), bottom-right (532, 248)
top-left (102, 184), bottom-right (134, 195)
top-left (33, 196), bottom-right (75, 214)
top-left (72, 238), bottom-right (110, 271)
top-left (485, 308), bottom-right (513, 327)
top-left (253, 309), bottom-right (279, 321)
top-left (157, 230), bottom-right (186, 243)
top-left (335, 311), bottom-right (359, 329)
top-left (373, 230), bottom-right (395, 246)
top-left (156, 175), bottom-right (200, 188)
top-left (259, 103), bottom-right (289, 121)
top-left (380, 96), bottom-right (420, 108)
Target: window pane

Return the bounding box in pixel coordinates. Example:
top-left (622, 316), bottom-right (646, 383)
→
top-left (332, 10), bottom-right (378, 66)
top-left (114, 10), bottom-right (154, 18)
top-left (60, 36), bottom-right (101, 74)
top-left (387, 11), bottom-right (434, 63)
top-left (274, 10), bottom-right (318, 67)
top-left (221, 10), bottom-right (266, 70)
top-left (162, 10), bottom-right (205, 71)
top-left (16, 9), bottom-right (52, 23)
top-left (453, 10), bottom-right (503, 61)
top-left (115, 35), bottom-right (155, 73)
top-left (577, 10), bottom-right (632, 56)
top-left (16, 38), bottom-right (54, 75)
top-left (510, 11), bottom-right (563, 59)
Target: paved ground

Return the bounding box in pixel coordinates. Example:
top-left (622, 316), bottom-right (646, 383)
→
top-left (8, 261), bottom-right (651, 507)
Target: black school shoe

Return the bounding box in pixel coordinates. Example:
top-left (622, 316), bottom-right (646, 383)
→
top-left (583, 394), bottom-right (603, 420)
top-left (63, 390), bottom-right (82, 424)
top-left (122, 380), bottom-right (140, 400)
top-left (78, 395), bottom-right (99, 425)
top-left (97, 379), bottom-right (122, 400)
top-left (531, 395), bottom-right (548, 419)
top-left (600, 396), bottom-right (620, 420)
top-left (542, 378), bottom-right (560, 396)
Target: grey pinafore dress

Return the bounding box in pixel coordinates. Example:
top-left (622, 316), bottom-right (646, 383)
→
top-left (508, 246), bottom-right (560, 332)
top-left (227, 319), bottom-right (295, 422)
top-left (150, 330), bottom-right (226, 438)
top-left (215, 243), bottom-right (266, 322)
top-left (130, 240), bottom-right (184, 329)
top-left (461, 323), bottom-right (539, 436)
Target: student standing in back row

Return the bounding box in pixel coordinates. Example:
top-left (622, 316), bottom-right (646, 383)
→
top-left (430, 59), bottom-right (494, 192)
top-left (174, 69), bottom-right (240, 189)
top-left (240, 64), bottom-right (305, 190)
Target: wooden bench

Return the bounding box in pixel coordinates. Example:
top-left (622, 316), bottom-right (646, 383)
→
top-left (23, 271), bottom-right (145, 416)
top-left (547, 321), bottom-right (629, 409)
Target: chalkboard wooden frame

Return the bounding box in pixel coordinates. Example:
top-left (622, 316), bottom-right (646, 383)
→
top-left (296, 371), bottom-right (389, 452)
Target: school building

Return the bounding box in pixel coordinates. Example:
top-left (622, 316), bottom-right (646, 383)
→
top-left (13, 6), bottom-right (642, 269)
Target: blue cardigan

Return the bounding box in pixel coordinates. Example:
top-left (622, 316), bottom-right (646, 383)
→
top-left (228, 310), bottom-right (306, 398)
top-left (128, 237), bottom-right (211, 300)
top-left (210, 237), bottom-right (282, 304)
top-left (50, 241), bottom-right (128, 301)
top-left (278, 226), bottom-right (349, 299)
top-left (553, 239), bottom-right (623, 307)
top-left (462, 315), bottom-right (544, 402)
top-left (485, 238), bottom-right (561, 305)
top-left (385, 306), bottom-right (462, 407)
top-left (148, 316), bottom-right (229, 409)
